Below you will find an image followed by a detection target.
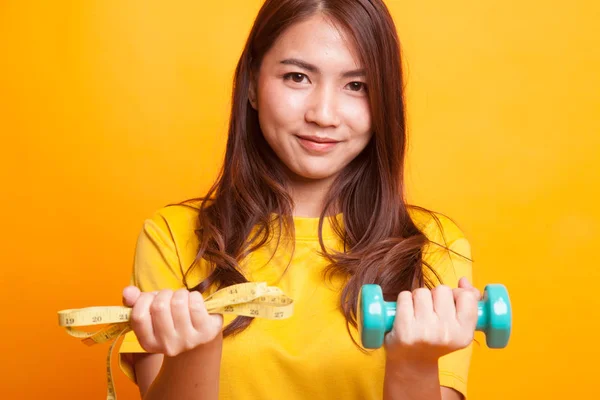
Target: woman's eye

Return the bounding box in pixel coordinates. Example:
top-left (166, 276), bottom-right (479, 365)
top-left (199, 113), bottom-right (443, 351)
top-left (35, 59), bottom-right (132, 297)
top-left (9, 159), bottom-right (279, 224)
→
top-left (283, 73), bottom-right (309, 83)
top-left (347, 82), bottom-right (367, 92)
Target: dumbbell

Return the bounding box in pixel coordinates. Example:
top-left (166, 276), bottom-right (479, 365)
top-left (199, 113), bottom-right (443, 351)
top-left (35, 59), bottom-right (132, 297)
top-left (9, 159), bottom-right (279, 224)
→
top-left (358, 283), bottom-right (512, 349)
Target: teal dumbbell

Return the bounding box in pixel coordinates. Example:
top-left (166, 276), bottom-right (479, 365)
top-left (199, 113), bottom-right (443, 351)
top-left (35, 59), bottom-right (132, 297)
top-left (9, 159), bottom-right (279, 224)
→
top-left (358, 284), bottom-right (512, 349)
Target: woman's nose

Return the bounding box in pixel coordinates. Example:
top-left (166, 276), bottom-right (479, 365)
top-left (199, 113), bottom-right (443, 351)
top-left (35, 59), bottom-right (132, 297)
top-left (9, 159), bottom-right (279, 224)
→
top-left (305, 86), bottom-right (341, 128)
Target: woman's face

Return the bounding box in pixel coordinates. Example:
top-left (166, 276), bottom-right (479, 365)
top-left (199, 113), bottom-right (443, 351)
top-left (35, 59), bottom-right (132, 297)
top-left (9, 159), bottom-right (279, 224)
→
top-left (252, 14), bottom-right (373, 186)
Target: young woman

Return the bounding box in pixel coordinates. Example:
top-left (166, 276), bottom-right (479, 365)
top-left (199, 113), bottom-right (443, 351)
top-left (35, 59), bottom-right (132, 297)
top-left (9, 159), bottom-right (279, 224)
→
top-left (119, 1), bottom-right (480, 399)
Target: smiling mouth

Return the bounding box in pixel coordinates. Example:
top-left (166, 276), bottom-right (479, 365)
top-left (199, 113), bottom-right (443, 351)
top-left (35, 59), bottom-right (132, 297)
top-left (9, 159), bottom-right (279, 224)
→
top-left (295, 135), bottom-right (340, 153)
top-left (295, 135), bottom-right (340, 144)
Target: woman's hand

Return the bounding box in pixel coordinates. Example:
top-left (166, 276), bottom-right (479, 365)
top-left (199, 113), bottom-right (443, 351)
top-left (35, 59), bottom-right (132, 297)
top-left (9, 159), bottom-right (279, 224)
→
top-left (384, 277), bottom-right (480, 366)
top-left (122, 286), bottom-right (224, 357)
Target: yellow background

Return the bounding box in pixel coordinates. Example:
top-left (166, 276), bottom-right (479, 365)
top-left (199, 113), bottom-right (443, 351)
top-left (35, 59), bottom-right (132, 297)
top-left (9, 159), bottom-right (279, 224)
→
top-left (1, 0), bottom-right (598, 398)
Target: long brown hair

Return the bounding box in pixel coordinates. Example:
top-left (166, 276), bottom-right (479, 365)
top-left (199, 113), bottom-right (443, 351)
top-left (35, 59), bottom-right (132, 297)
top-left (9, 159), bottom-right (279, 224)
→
top-left (176, 0), bottom-right (465, 341)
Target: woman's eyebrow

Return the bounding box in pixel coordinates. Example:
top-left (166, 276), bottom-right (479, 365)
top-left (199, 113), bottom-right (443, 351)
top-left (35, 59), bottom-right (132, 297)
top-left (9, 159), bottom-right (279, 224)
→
top-left (280, 58), bottom-right (365, 78)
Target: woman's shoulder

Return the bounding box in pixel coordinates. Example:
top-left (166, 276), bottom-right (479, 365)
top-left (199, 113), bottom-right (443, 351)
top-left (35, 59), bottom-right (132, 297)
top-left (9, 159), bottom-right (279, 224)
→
top-left (407, 205), bottom-right (468, 247)
top-left (407, 206), bottom-right (473, 285)
top-left (140, 198), bottom-right (204, 249)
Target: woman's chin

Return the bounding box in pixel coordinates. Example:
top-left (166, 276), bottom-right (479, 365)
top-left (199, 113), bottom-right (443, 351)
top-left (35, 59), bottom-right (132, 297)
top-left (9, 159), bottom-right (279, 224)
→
top-left (290, 168), bottom-right (340, 183)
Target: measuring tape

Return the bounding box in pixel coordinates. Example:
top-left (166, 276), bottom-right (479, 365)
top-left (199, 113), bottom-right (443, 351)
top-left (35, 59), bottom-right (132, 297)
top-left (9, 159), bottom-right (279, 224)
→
top-left (58, 282), bottom-right (294, 400)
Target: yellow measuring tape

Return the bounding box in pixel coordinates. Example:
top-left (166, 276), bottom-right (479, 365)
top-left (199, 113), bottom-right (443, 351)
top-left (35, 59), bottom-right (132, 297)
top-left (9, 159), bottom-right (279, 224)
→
top-left (57, 282), bottom-right (294, 400)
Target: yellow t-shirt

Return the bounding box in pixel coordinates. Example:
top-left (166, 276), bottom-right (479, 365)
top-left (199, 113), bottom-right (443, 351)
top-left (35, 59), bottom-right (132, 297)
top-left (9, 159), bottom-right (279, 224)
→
top-left (118, 202), bottom-right (474, 399)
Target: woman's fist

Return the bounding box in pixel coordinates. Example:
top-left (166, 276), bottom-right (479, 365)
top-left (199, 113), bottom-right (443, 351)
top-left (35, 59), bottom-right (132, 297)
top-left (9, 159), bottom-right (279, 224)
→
top-left (122, 286), bottom-right (224, 357)
top-left (384, 277), bottom-right (480, 363)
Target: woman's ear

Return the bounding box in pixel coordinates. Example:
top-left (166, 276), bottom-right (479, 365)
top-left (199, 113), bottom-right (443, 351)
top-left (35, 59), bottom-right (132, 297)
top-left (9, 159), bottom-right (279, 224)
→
top-left (248, 73), bottom-right (258, 110)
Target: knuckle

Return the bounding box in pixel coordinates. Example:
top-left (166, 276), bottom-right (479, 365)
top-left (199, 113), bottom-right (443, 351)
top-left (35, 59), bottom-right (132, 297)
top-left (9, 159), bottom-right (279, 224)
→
top-left (151, 300), bottom-right (168, 313)
top-left (397, 291), bottom-right (412, 301)
top-left (130, 308), bottom-right (145, 324)
top-left (460, 289), bottom-right (477, 300)
top-left (171, 291), bottom-right (188, 307)
top-left (434, 284), bottom-right (452, 294)
top-left (190, 295), bottom-right (207, 313)
top-left (131, 300), bottom-right (150, 324)
top-left (468, 291), bottom-right (480, 302)
top-left (412, 288), bottom-right (431, 298)
top-left (461, 294), bottom-right (479, 310)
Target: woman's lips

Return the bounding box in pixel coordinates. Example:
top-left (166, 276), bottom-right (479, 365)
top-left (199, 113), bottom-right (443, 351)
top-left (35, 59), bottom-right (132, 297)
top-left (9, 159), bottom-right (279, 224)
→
top-left (295, 135), bottom-right (340, 153)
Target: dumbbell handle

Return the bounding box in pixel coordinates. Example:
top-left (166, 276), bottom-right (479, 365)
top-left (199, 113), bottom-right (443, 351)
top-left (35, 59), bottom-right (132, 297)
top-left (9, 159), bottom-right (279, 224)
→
top-left (378, 300), bottom-right (493, 333)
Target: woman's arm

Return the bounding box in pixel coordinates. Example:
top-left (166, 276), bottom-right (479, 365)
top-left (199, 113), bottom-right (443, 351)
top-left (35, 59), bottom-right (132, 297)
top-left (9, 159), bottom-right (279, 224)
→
top-left (383, 359), bottom-right (441, 400)
top-left (383, 360), bottom-right (462, 400)
top-left (133, 354), bottom-right (163, 397)
top-left (382, 278), bottom-right (479, 400)
top-left (137, 335), bottom-right (223, 400)
top-left (122, 285), bottom-right (224, 400)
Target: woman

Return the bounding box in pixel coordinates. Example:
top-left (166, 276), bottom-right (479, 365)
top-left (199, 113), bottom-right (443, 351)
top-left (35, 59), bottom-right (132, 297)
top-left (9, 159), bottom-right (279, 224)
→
top-left (119, 0), bottom-right (480, 399)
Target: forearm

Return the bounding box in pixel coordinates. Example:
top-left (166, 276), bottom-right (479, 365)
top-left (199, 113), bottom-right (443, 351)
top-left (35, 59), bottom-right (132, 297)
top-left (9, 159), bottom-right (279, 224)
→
top-left (383, 358), bottom-right (442, 400)
top-left (144, 335), bottom-right (223, 400)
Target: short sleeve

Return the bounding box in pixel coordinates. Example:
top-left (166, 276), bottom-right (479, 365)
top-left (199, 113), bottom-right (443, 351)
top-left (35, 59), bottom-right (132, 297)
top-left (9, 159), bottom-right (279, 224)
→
top-left (117, 210), bottom-right (188, 383)
top-left (421, 215), bottom-right (474, 398)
